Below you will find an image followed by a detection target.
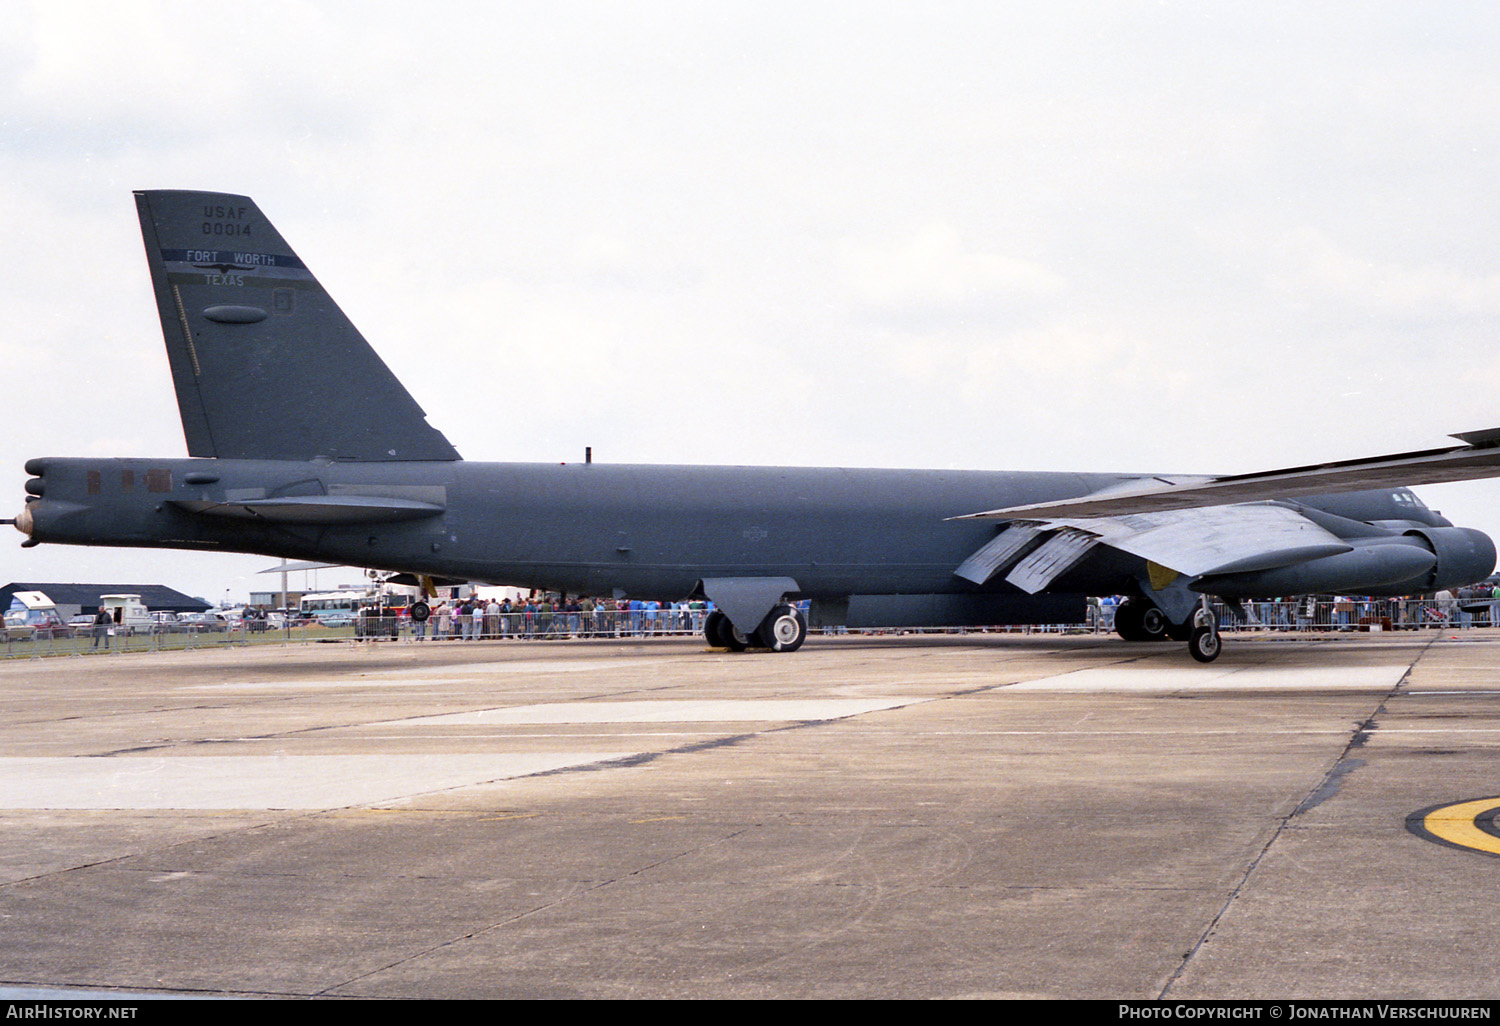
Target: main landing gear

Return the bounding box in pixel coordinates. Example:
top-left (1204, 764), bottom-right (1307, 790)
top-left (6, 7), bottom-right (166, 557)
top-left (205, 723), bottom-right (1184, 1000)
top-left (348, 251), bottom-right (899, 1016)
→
top-left (1113, 597), bottom-right (1170, 642)
top-left (1116, 596), bottom-right (1221, 663)
top-left (705, 603), bottom-right (808, 653)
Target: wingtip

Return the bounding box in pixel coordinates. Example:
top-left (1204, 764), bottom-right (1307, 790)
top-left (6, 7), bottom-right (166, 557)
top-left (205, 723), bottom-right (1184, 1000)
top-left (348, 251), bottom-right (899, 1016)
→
top-left (1450, 427), bottom-right (1500, 448)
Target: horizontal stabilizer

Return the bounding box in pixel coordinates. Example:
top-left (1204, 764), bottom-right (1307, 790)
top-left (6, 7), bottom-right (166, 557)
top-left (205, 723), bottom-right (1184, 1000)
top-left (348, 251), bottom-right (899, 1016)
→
top-left (956, 429), bottom-right (1500, 520)
top-left (253, 562), bottom-right (465, 591)
top-left (382, 573), bottom-right (468, 590)
top-left (256, 560), bottom-right (347, 574)
top-left (171, 494), bottom-right (444, 524)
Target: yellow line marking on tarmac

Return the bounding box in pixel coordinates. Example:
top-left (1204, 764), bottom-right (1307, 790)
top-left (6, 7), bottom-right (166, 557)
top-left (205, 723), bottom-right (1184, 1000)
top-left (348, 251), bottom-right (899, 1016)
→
top-left (1407, 797), bottom-right (1500, 857)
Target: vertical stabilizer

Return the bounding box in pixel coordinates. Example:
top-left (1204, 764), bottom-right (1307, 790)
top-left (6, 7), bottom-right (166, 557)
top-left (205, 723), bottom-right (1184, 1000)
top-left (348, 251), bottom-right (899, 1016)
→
top-left (134, 190), bottom-right (460, 461)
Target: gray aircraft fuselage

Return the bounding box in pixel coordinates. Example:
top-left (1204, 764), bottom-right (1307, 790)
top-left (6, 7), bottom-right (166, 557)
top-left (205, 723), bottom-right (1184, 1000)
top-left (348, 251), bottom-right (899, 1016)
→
top-left (21, 456), bottom-right (1122, 593)
top-left (18, 454), bottom-right (1466, 614)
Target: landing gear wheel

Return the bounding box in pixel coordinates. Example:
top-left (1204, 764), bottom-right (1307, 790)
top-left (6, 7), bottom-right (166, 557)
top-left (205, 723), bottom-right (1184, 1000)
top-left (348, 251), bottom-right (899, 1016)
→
top-left (704, 610), bottom-right (749, 652)
top-left (1188, 624), bottom-right (1221, 663)
top-left (755, 604), bottom-right (807, 652)
top-left (1116, 598), bottom-right (1171, 642)
top-left (704, 610), bottom-right (726, 647)
top-left (410, 601), bottom-right (431, 623)
top-left (722, 623), bottom-right (749, 652)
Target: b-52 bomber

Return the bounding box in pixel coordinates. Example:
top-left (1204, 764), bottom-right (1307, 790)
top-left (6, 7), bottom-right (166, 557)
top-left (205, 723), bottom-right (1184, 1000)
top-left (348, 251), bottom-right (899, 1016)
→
top-left (11, 191), bottom-right (1500, 661)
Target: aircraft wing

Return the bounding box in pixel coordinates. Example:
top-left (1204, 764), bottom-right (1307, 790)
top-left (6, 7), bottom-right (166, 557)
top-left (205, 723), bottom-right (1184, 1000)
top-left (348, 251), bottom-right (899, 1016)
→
top-left (956, 427), bottom-right (1500, 520)
top-left (956, 503), bottom-right (1355, 593)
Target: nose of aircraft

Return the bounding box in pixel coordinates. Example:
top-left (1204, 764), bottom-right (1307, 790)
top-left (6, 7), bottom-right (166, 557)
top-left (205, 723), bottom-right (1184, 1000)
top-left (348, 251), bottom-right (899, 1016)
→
top-left (7, 506), bottom-right (34, 537)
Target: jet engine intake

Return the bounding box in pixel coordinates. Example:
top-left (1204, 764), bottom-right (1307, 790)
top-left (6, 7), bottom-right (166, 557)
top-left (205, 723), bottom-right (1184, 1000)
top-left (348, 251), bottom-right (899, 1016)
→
top-left (1400, 526), bottom-right (1497, 593)
top-left (1196, 527), bottom-right (1496, 597)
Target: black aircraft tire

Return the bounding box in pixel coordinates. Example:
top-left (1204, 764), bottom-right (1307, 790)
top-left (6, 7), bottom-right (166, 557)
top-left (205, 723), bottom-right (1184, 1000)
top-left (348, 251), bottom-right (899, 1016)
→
top-left (1139, 604), bottom-right (1170, 641)
top-left (723, 623), bottom-right (749, 652)
top-left (755, 604), bottom-right (807, 653)
top-left (704, 610), bottom-right (727, 647)
top-left (410, 601), bottom-right (431, 623)
top-left (1188, 625), bottom-right (1221, 663)
top-left (705, 611), bottom-right (749, 652)
top-left (1116, 598), bottom-right (1170, 642)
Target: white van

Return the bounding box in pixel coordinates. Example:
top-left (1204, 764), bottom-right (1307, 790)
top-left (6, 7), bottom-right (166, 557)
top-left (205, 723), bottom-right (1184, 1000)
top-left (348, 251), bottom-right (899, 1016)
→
top-left (100, 594), bottom-right (153, 635)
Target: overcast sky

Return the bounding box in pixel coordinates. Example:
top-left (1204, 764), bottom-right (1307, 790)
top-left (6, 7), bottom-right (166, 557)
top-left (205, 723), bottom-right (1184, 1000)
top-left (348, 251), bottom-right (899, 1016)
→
top-left (4, 1), bottom-right (1500, 604)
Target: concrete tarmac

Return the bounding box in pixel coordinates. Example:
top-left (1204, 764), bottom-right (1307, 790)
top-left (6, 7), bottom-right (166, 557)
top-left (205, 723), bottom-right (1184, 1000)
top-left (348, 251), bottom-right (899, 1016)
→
top-left (1, 629), bottom-right (1498, 999)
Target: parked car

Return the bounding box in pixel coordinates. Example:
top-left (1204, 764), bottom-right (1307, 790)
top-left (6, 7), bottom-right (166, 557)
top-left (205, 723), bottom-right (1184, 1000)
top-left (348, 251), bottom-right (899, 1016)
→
top-left (151, 611), bottom-right (188, 633)
top-left (4, 609), bottom-right (71, 640)
top-left (177, 612), bottom-right (228, 633)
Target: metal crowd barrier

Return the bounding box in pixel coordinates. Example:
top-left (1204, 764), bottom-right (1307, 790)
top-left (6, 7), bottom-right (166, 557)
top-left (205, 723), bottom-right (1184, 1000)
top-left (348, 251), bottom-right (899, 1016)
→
top-left (8, 596), bottom-right (1499, 659)
top-left (0, 620), bottom-right (267, 658)
top-left (405, 609), bottom-right (712, 641)
top-left (1200, 597), bottom-right (1498, 633)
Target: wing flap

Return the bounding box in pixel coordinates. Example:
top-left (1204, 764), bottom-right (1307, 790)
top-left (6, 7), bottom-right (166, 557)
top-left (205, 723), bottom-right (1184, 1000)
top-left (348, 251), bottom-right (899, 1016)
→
top-left (952, 503), bottom-right (1354, 589)
top-left (1058, 504), bottom-right (1352, 578)
top-left (1003, 528), bottom-right (1101, 594)
top-left (953, 523), bottom-right (1046, 584)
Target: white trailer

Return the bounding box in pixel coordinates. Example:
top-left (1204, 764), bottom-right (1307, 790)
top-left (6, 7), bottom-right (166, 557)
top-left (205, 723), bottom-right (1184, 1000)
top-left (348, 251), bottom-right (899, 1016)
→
top-left (100, 594), bottom-right (153, 634)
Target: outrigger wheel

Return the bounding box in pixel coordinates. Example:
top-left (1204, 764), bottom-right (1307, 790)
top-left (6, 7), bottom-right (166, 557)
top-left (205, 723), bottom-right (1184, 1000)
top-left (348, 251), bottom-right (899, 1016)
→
top-left (409, 601), bottom-right (431, 623)
top-left (1187, 601), bottom-right (1221, 663)
top-left (1189, 624), bottom-right (1221, 662)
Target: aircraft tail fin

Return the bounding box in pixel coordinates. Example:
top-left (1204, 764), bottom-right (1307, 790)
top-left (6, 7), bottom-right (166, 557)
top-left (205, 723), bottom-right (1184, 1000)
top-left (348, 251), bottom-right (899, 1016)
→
top-left (133, 190), bottom-right (460, 461)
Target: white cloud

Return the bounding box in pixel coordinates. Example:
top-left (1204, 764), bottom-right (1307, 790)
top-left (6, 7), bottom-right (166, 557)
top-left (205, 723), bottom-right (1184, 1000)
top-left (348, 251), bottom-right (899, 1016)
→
top-left (840, 224), bottom-right (1066, 311)
top-left (1272, 227), bottom-right (1500, 316)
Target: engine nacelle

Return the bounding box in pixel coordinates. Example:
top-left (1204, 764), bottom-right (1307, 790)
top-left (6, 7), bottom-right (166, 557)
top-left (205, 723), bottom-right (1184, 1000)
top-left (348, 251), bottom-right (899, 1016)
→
top-left (1197, 527), bottom-right (1495, 598)
top-left (1396, 526), bottom-right (1498, 594)
top-left (1197, 537), bottom-right (1437, 598)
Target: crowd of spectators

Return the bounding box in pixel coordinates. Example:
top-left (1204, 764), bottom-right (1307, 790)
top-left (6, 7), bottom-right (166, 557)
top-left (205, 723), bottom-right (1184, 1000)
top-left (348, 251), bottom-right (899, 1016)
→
top-left (412, 595), bottom-right (718, 641)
